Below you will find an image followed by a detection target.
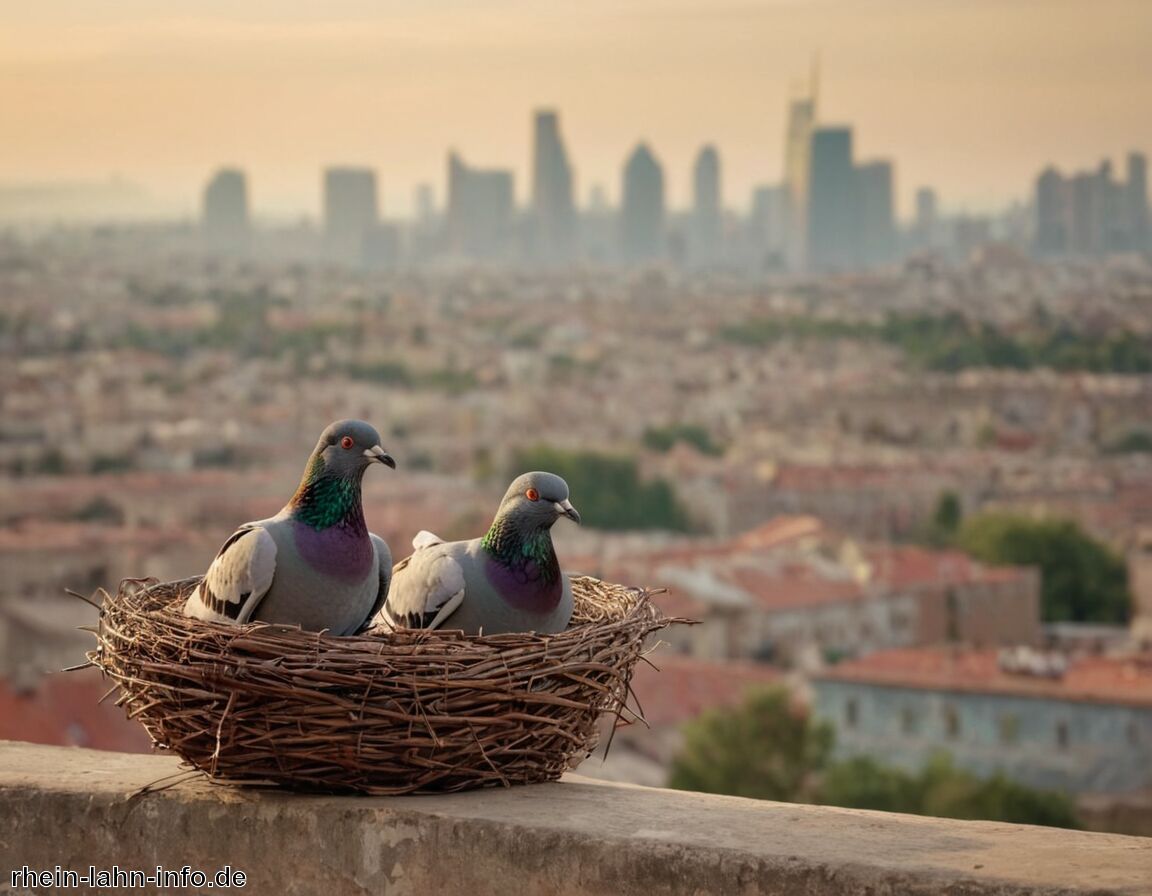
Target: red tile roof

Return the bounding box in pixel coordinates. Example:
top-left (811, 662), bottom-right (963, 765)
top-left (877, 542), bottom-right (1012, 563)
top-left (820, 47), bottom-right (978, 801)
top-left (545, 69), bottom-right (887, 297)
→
top-left (815, 647), bottom-right (1152, 708)
top-left (627, 653), bottom-right (784, 727)
top-left (0, 668), bottom-right (153, 753)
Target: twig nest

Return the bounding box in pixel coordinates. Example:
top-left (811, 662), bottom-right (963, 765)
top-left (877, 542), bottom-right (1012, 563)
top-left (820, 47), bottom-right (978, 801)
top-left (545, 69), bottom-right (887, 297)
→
top-left (88, 575), bottom-right (673, 794)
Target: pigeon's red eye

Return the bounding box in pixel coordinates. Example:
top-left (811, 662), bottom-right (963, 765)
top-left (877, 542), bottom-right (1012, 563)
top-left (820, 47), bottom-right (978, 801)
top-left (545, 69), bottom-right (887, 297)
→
top-left (525, 488), bottom-right (540, 502)
top-left (340, 436), bottom-right (354, 449)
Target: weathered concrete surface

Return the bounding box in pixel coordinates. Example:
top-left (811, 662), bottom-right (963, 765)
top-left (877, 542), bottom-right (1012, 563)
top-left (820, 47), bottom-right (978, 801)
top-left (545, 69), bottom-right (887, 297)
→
top-left (0, 741), bottom-right (1149, 896)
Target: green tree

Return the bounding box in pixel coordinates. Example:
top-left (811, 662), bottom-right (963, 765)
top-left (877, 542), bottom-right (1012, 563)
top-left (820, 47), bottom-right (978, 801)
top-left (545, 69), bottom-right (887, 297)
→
top-left (508, 446), bottom-right (695, 532)
top-left (957, 513), bottom-right (1130, 623)
top-left (668, 688), bottom-right (832, 801)
top-left (821, 755), bottom-right (1079, 829)
top-left (920, 490), bottom-right (963, 547)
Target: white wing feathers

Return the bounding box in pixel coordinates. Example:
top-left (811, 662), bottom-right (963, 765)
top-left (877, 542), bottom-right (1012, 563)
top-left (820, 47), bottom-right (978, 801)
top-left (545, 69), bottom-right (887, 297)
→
top-left (184, 525), bottom-right (277, 624)
top-left (380, 531), bottom-right (465, 630)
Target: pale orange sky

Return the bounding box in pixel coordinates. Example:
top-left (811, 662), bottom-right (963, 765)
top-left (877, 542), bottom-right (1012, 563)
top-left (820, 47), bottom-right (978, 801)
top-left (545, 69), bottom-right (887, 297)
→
top-left (1, 0), bottom-right (1149, 218)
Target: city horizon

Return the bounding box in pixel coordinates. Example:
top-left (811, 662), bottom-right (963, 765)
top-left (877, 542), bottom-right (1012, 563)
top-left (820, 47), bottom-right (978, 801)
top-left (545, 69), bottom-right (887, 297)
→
top-left (2, 0), bottom-right (1150, 220)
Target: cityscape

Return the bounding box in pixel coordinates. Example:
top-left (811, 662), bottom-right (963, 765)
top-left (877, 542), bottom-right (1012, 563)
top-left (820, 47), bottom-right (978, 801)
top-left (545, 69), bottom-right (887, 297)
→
top-left (194, 81), bottom-right (1151, 273)
top-left (2, 0), bottom-right (1152, 863)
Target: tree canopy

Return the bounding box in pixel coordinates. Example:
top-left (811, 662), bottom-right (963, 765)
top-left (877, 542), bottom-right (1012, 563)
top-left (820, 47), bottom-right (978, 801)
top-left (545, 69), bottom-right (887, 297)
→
top-left (957, 513), bottom-right (1130, 624)
top-left (668, 687), bottom-right (831, 801)
top-left (508, 446), bottom-right (696, 533)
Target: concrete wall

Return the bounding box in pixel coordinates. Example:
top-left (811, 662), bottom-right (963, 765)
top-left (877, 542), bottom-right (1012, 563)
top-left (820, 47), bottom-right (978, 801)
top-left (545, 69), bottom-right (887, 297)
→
top-left (1, 740), bottom-right (1150, 895)
top-left (813, 679), bottom-right (1152, 794)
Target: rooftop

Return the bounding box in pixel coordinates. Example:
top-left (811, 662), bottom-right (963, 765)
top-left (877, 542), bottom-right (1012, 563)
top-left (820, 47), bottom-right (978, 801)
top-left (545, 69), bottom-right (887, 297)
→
top-left (815, 646), bottom-right (1152, 709)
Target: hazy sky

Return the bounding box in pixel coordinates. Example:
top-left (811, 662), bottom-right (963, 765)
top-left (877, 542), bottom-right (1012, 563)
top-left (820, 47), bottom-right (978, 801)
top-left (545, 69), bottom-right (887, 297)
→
top-left (2, 0), bottom-right (1149, 218)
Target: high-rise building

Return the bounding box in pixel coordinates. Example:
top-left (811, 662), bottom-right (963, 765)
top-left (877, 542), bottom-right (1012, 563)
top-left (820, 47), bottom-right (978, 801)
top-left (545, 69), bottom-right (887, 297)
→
top-left (855, 160), bottom-right (895, 267)
top-left (806, 126), bottom-right (857, 271)
top-left (323, 167), bottom-right (378, 265)
top-left (620, 143), bottom-right (665, 263)
top-left (914, 187), bottom-right (939, 251)
top-left (781, 64), bottom-right (819, 271)
top-left (446, 152), bottom-right (515, 259)
top-left (691, 145), bottom-right (722, 266)
top-left (1034, 167), bottom-right (1068, 257)
top-left (748, 184), bottom-right (786, 269)
top-left (1032, 154), bottom-right (1150, 259)
top-left (530, 110), bottom-right (578, 264)
top-left (1126, 152), bottom-right (1149, 252)
top-left (201, 168), bottom-right (250, 256)
top-left (414, 183), bottom-right (436, 224)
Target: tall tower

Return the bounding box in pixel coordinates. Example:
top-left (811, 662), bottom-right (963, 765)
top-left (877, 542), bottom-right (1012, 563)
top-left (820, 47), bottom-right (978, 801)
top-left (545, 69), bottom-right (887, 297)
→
top-left (447, 151), bottom-right (515, 259)
top-left (692, 145), bottom-right (722, 266)
top-left (1034, 167), bottom-right (1068, 257)
top-left (531, 110), bottom-right (578, 264)
top-left (807, 126), bottom-right (857, 271)
top-left (855, 160), bottom-right (895, 267)
top-left (1127, 152), bottom-right (1149, 253)
top-left (782, 58), bottom-right (819, 272)
top-left (620, 143), bottom-right (665, 263)
top-left (202, 168), bottom-right (250, 256)
top-left (323, 167), bottom-right (378, 266)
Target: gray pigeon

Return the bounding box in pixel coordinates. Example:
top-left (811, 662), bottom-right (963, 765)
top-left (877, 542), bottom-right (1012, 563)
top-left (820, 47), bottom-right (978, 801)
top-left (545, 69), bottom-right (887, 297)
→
top-left (378, 472), bottom-right (580, 635)
top-left (183, 419), bottom-right (395, 635)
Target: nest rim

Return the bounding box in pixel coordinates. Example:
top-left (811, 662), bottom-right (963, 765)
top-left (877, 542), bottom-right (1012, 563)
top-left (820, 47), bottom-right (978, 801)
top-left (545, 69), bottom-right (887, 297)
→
top-left (88, 574), bottom-right (676, 795)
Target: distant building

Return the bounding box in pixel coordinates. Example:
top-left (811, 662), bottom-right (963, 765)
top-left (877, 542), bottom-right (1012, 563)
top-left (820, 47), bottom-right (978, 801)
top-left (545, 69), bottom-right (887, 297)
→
top-left (201, 168), bottom-right (250, 256)
top-left (855, 160), bottom-right (896, 267)
top-left (530, 110), bottom-right (578, 264)
top-left (323, 167), bottom-right (378, 266)
top-left (807, 126), bottom-right (857, 271)
top-left (913, 187), bottom-right (939, 251)
top-left (446, 152), bottom-right (515, 260)
top-left (748, 184), bottom-right (787, 269)
top-left (691, 145), bottom-right (722, 266)
top-left (1034, 167), bottom-right (1069, 257)
top-left (1032, 153), bottom-right (1151, 258)
top-left (813, 646), bottom-right (1152, 794)
top-left (782, 67), bottom-right (819, 272)
top-left (1127, 152), bottom-right (1149, 253)
top-left (620, 143), bottom-right (665, 263)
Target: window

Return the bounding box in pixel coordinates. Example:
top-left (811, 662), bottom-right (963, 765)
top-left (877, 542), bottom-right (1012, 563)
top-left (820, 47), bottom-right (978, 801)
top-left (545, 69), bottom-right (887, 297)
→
top-left (1055, 720), bottom-right (1070, 750)
top-left (1128, 721), bottom-right (1141, 747)
top-left (844, 698), bottom-right (858, 729)
top-left (943, 704), bottom-right (961, 739)
top-left (900, 706), bottom-right (919, 736)
top-left (998, 714), bottom-right (1019, 746)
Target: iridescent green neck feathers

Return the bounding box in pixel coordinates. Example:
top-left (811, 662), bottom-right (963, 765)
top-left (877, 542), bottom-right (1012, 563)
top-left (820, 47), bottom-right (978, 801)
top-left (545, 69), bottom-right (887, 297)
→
top-left (288, 453), bottom-right (366, 531)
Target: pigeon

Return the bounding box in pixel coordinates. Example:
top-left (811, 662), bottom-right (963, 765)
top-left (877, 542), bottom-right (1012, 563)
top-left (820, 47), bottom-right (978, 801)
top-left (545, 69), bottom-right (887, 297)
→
top-left (183, 419), bottom-right (395, 635)
top-left (378, 471), bottom-right (580, 636)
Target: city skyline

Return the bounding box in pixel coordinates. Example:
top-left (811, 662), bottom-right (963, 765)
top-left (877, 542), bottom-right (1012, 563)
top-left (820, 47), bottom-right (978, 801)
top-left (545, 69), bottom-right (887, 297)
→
top-left (2, 0), bottom-right (1150, 217)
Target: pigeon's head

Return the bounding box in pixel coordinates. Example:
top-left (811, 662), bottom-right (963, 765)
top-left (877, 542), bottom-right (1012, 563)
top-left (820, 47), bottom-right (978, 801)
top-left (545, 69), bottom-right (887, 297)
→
top-left (312, 419), bottom-right (396, 479)
top-left (497, 471), bottom-right (580, 528)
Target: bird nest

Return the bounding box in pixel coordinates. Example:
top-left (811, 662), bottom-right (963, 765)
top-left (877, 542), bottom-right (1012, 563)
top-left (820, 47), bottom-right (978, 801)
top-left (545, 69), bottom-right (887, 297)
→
top-left (86, 575), bottom-right (676, 795)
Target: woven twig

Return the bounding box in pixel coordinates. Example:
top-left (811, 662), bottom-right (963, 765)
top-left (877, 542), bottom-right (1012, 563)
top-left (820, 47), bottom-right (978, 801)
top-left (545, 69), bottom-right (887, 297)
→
top-left (87, 575), bottom-right (675, 794)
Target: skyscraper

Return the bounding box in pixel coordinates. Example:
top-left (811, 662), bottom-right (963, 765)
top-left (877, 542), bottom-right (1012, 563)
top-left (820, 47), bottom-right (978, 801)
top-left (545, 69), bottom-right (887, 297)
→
top-left (914, 187), bottom-right (939, 251)
top-left (323, 167), bottom-right (378, 265)
top-left (447, 152), bottom-right (515, 259)
top-left (1127, 152), bottom-right (1149, 252)
top-left (620, 143), bottom-right (665, 263)
top-left (1034, 167), bottom-right (1069, 257)
top-left (691, 145), bottom-right (722, 266)
top-left (201, 168), bottom-right (250, 256)
top-left (531, 110), bottom-right (577, 264)
top-left (781, 63), bottom-right (819, 271)
top-left (855, 160), bottom-right (896, 267)
top-left (806, 126), bottom-right (857, 271)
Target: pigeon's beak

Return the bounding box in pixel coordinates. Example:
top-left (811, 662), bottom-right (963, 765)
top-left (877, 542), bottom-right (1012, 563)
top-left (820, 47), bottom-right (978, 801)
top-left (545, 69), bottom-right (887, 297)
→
top-left (555, 499), bottom-right (581, 524)
top-left (364, 445), bottom-right (396, 468)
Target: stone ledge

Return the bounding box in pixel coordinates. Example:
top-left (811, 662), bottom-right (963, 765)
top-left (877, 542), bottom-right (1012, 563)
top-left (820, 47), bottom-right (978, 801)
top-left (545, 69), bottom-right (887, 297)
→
top-left (0, 741), bottom-right (1149, 895)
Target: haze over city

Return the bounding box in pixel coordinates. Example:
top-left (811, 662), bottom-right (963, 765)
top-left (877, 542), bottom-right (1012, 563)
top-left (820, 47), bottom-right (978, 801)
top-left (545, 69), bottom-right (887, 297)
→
top-left (3, 0), bottom-right (1151, 217)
